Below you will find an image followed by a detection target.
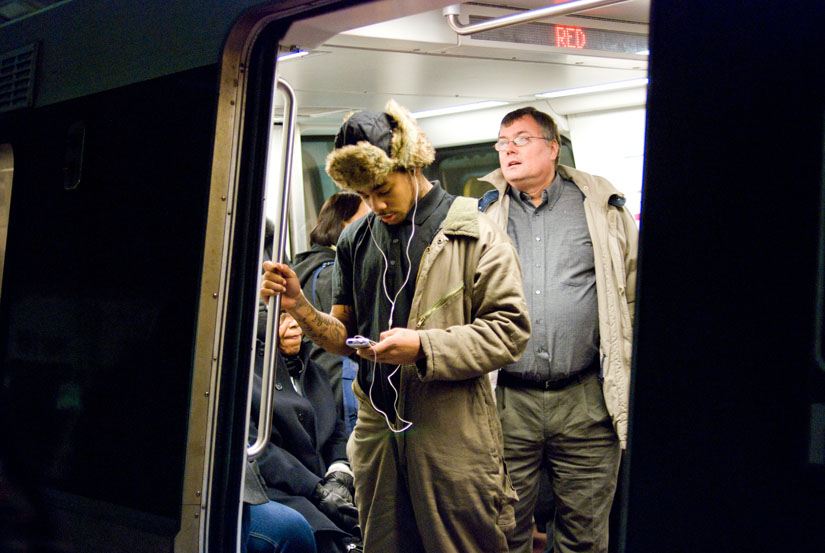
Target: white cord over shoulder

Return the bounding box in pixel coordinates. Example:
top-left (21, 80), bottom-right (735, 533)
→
top-left (362, 171), bottom-right (420, 433)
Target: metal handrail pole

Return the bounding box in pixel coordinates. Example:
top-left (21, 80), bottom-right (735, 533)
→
top-left (443, 0), bottom-right (629, 36)
top-left (248, 77), bottom-right (297, 459)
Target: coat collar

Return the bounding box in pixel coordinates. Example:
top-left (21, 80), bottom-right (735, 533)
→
top-left (479, 164), bottom-right (625, 208)
top-left (441, 196), bottom-right (480, 239)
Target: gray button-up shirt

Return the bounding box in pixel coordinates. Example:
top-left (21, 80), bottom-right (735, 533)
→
top-left (503, 172), bottom-right (599, 381)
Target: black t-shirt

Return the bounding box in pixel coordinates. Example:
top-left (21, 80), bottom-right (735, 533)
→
top-left (332, 181), bottom-right (453, 421)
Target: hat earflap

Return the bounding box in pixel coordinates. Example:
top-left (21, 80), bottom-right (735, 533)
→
top-left (385, 99), bottom-right (435, 170)
top-left (325, 141), bottom-right (394, 193)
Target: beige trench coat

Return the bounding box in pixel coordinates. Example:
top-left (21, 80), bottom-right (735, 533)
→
top-left (480, 165), bottom-right (638, 448)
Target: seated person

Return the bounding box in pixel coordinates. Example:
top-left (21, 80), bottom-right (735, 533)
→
top-left (251, 312), bottom-right (360, 553)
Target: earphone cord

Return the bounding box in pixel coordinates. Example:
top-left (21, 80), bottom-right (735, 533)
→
top-left (366, 349), bottom-right (413, 434)
top-left (368, 171), bottom-right (419, 329)
top-left (363, 170), bottom-right (420, 432)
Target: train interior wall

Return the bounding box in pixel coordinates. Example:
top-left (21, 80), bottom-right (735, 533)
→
top-left (567, 107), bottom-right (646, 221)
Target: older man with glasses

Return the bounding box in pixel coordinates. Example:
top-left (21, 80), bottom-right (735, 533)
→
top-left (479, 106), bottom-right (639, 553)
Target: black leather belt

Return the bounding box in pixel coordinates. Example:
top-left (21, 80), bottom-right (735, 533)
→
top-left (497, 366), bottom-right (596, 391)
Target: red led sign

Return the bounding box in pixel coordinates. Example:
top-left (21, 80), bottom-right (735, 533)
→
top-left (470, 15), bottom-right (647, 54)
top-left (555, 25), bottom-right (587, 49)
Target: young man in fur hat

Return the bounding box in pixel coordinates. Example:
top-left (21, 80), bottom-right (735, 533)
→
top-left (261, 100), bottom-right (531, 553)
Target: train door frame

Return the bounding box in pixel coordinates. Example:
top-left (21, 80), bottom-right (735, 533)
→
top-left (182, 8), bottom-right (314, 552)
top-left (186, 2), bottom-right (459, 551)
top-left (0, 144), bottom-right (12, 298)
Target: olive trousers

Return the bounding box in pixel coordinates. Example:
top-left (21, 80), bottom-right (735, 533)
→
top-left (348, 371), bottom-right (514, 553)
top-left (496, 372), bottom-right (620, 553)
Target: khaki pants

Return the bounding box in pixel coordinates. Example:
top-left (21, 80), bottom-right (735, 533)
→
top-left (348, 370), bottom-right (513, 553)
top-left (496, 373), bottom-right (620, 553)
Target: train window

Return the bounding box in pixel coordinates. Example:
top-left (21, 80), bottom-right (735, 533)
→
top-left (300, 134), bottom-right (576, 203)
top-left (424, 135), bottom-right (575, 198)
top-left (300, 136), bottom-right (337, 217)
top-left (265, 133), bottom-right (339, 254)
top-left (290, 133), bottom-right (577, 250)
top-left (425, 143), bottom-right (498, 198)
top-left (0, 143), bottom-right (12, 298)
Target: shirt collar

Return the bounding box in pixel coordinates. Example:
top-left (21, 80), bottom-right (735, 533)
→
top-left (508, 172), bottom-right (563, 210)
top-left (402, 179), bottom-right (446, 226)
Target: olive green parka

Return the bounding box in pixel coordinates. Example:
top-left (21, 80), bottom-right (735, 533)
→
top-left (348, 196), bottom-right (531, 553)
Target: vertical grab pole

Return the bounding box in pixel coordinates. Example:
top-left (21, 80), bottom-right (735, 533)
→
top-left (247, 77), bottom-right (297, 459)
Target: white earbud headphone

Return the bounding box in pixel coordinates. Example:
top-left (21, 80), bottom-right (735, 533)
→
top-left (363, 170), bottom-right (421, 433)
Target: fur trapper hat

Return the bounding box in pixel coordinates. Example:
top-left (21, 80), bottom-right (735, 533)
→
top-left (325, 99), bottom-right (435, 193)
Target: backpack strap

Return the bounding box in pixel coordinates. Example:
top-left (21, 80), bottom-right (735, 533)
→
top-left (310, 260), bottom-right (335, 307)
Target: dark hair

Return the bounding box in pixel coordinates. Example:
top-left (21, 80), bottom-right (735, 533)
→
top-left (501, 107), bottom-right (560, 166)
top-left (310, 192), bottom-right (364, 247)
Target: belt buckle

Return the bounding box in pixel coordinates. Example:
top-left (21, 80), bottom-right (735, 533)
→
top-left (544, 379), bottom-right (552, 390)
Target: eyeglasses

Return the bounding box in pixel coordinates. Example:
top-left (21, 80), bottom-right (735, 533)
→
top-left (494, 135), bottom-right (550, 151)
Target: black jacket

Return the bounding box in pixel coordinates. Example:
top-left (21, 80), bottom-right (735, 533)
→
top-left (292, 245), bottom-right (337, 313)
top-left (251, 340), bottom-right (350, 536)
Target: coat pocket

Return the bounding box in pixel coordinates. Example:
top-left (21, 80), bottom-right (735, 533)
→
top-left (414, 281), bottom-right (465, 329)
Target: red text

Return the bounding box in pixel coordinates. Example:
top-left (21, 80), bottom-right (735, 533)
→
top-left (555, 25), bottom-right (587, 49)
